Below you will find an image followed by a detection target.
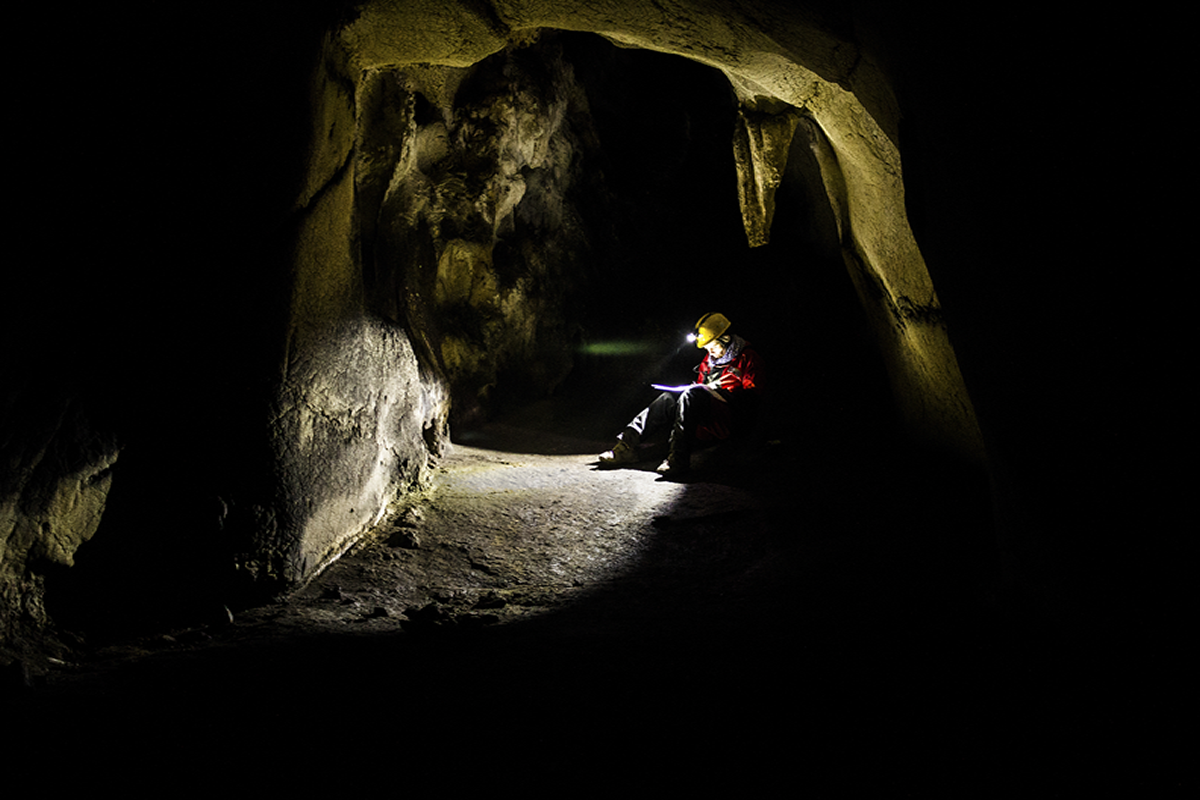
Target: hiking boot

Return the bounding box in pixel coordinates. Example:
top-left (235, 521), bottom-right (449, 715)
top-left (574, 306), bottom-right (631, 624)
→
top-left (656, 454), bottom-right (690, 477)
top-left (598, 440), bottom-right (637, 466)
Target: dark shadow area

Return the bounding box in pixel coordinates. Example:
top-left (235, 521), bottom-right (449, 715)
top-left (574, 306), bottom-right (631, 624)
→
top-left (7, 382), bottom-right (1012, 792)
top-left (4, 8), bottom-right (1181, 793)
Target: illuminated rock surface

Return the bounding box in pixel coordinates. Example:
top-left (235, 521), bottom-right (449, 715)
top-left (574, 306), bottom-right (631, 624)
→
top-left (270, 1), bottom-right (982, 596)
top-left (3, 3), bottom-right (977, 623)
top-left (0, 4), bottom-right (1178, 790)
top-left (7, 403), bottom-right (1000, 791)
top-left (0, 398), bottom-right (119, 644)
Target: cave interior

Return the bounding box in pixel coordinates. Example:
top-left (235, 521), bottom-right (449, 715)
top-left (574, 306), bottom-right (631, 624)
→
top-left (1, 2), bottom-right (1180, 791)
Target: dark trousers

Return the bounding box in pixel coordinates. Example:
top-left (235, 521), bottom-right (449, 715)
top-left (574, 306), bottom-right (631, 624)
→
top-left (618, 385), bottom-right (716, 459)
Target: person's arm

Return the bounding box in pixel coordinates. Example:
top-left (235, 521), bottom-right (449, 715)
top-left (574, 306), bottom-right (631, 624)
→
top-left (735, 350), bottom-right (761, 392)
top-left (708, 370), bottom-right (741, 391)
top-left (709, 351), bottom-right (760, 393)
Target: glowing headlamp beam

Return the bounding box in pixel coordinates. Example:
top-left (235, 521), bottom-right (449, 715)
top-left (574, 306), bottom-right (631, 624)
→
top-left (578, 340), bottom-right (657, 356)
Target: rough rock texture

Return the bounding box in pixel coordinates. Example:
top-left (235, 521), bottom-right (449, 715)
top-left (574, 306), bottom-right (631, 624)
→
top-left (243, 0), bottom-right (985, 624)
top-left (1, 0), bottom-right (980, 643)
top-left (6, 413), bottom-right (1009, 792)
top-left (273, 90), bottom-right (450, 589)
top-left (732, 99), bottom-right (802, 247)
top-left (262, 317), bottom-right (448, 584)
top-left (261, 32), bottom-right (611, 593)
top-left (2, 2), bottom-right (1169, 686)
top-left (364, 39), bottom-right (598, 426)
top-left (1, 393), bottom-right (119, 645)
top-left (335, 0), bottom-right (983, 458)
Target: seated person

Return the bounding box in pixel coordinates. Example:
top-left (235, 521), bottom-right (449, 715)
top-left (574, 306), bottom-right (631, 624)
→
top-left (598, 312), bottom-right (763, 477)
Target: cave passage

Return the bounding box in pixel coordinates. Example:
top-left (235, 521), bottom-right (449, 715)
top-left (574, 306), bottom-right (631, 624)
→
top-left (9, 384), bottom-right (998, 792)
top-left (2, 3), bottom-right (1177, 792)
top-left (379, 31), bottom-right (892, 452)
top-left (2, 18), bottom-right (1036, 795)
top-left (38, 31), bottom-right (899, 643)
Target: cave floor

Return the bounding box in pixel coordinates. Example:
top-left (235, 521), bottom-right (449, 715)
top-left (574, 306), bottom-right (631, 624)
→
top-left (6, 394), bottom-right (1091, 792)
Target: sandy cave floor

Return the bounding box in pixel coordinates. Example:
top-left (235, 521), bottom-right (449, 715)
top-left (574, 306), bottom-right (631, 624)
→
top-left (5, 396), bottom-right (1066, 790)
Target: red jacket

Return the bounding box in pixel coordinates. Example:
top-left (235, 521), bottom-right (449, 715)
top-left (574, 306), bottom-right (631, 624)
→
top-left (695, 341), bottom-right (763, 441)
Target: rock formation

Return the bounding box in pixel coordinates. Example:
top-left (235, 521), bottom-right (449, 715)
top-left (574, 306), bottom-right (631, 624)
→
top-left (1, 2), bottom-right (1159, 657)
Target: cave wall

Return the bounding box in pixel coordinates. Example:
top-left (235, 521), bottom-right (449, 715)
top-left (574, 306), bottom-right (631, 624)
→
top-left (1, 1), bottom-right (1160, 649)
top-left (848, 6), bottom-right (1169, 627)
top-left (242, 0), bottom-right (983, 596)
top-left (0, 0), bottom-right (989, 638)
top-left (267, 31), bottom-right (626, 589)
top-left (362, 41), bottom-right (599, 426)
top-left (333, 0), bottom-right (984, 457)
top-left (0, 393), bottom-right (119, 644)
top-left (269, 48), bottom-right (451, 588)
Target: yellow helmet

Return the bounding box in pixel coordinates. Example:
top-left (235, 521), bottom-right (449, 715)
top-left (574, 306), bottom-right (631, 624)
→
top-left (691, 312), bottom-right (731, 348)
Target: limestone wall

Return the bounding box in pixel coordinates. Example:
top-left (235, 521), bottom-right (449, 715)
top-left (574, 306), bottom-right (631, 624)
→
top-left (265, 25), bottom-right (619, 588)
top-left (8, 1), bottom-right (1107, 650)
top-left (256, 0), bottom-right (985, 593)
top-left (0, 393), bottom-right (119, 644)
top-left (334, 0), bottom-right (984, 458)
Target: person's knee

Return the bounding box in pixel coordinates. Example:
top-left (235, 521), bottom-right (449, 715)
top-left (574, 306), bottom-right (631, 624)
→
top-left (676, 386), bottom-right (714, 428)
top-left (649, 391), bottom-right (678, 412)
top-left (678, 384), bottom-right (712, 409)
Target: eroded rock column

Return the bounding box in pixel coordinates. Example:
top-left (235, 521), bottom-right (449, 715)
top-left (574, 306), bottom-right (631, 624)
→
top-left (732, 96), bottom-right (802, 247)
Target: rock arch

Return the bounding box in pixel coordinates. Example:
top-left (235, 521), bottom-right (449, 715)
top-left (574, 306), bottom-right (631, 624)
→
top-left (273, 1), bottom-right (982, 585)
top-left (9, 2), bottom-right (1077, 644)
